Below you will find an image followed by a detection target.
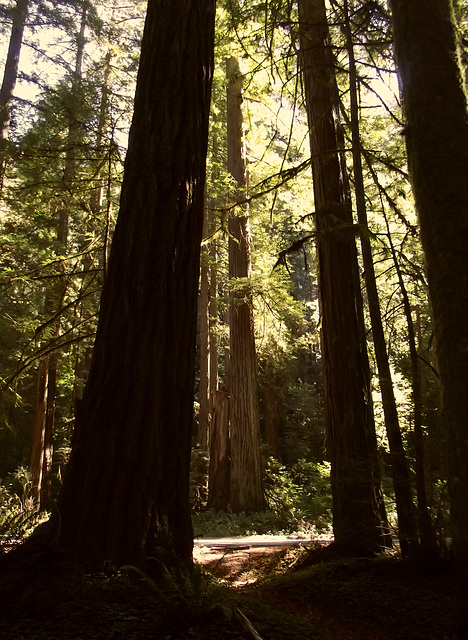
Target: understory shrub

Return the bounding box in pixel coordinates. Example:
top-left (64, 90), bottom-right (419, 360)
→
top-left (192, 457), bottom-right (332, 538)
top-left (0, 467), bottom-right (47, 551)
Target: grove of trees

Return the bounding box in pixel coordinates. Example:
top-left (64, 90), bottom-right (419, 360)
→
top-left (0, 0), bottom-right (466, 609)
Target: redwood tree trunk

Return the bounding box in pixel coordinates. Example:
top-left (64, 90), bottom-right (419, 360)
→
top-left (51, 0), bottom-right (215, 568)
top-left (198, 202), bottom-right (211, 447)
top-left (226, 57), bottom-right (264, 513)
top-left (298, 0), bottom-right (388, 553)
top-left (29, 359), bottom-right (49, 505)
top-left (390, 0), bottom-right (468, 570)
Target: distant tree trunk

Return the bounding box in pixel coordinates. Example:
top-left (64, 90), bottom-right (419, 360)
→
top-left (226, 57), bottom-right (264, 513)
top-left (198, 202), bottom-right (211, 447)
top-left (208, 139), bottom-right (220, 412)
top-left (40, 353), bottom-right (56, 510)
top-left (47, 0), bottom-right (216, 568)
top-left (29, 360), bottom-right (49, 505)
top-left (298, 0), bottom-right (389, 554)
top-left (209, 230), bottom-right (219, 402)
top-left (342, 0), bottom-right (417, 556)
top-left (382, 211), bottom-right (438, 557)
top-left (0, 0), bottom-right (29, 190)
top-left (389, 0), bottom-right (468, 573)
top-left (207, 390), bottom-right (230, 510)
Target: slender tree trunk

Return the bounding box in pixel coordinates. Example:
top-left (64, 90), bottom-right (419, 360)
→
top-left (208, 140), bottom-right (220, 416)
top-left (226, 57), bottom-right (264, 513)
top-left (209, 229), bottom-right (219, 404)
top-left (198, 202), bottom-right (211, 447)
top-left (383, 212), bottom-right (438, 557)
top-left (0, 0), bottom-right (29, 189)
top-left (49, 0), bottom-right (216, 568)
top-left (0, 0), bottom-right (29, 137)
top-left (342, 0), bottom-right (417, 556)
top-left (29, 360), bottom-right (49, 505)
top-left (298, 0), bottom-right (389, 554)
top-left (40, 353), bottom-right (56, 510)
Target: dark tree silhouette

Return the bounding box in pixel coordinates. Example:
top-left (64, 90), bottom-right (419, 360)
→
top-left (41, 0), bottom-right (216, 568)
top-left (390, 0), bottom-right (468, 571)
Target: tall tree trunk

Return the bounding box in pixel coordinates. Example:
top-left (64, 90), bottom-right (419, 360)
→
top-left (0, 0), bottom-right (29, 189)
top-left (29, 359), bottom-right (49, 505)
top-left (389, 0), bottom-right (468, 573)
top-left (298, 0), bottom-right (389, 554)
top-left (209, 228), bottom-right (219, 404)
top-left (342, 0), bottom-right (417, 556)
top-left (226, 57), bottom-right (264, 513)
top-left (40, 352), bottom-right (56, 510)
top-left (0, 0), bottom-right (29, 138)
top-left (198, 202), bottom-right (211, 447)
top-left (50, 0), bottom-right (216, 568)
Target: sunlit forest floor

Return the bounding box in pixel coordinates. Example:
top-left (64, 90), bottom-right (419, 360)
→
top-left (0, 544), bottom-right (461, 639)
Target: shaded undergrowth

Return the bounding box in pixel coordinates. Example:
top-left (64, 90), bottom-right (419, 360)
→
top-left (0, 542), bottom-right (460, 640)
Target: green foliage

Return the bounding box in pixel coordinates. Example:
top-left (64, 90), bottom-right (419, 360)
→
top-left (264, 458), bottom-right (332, 532)
top-left (192, 458), bottom-right (332, 538)
top-left (0, 467), bottom-right (47, 550)
top-left (193, 508), bottom-right (283, 538)
top-left (0, 0), bottom-right (141, 484)
top-left (2, 465), bottom-right (32, 501)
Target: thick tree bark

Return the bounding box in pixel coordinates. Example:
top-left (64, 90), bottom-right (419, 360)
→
top-left (390, 0), bottom-right (468, 570)
top-left (342, 0), bottom-right (417, 556)
top-left (298, 0), bottom-right (389, 553)
top-left (49, 0), bottom-right (216, 568)
top-left (226, 57), bottom-right (264, 513)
